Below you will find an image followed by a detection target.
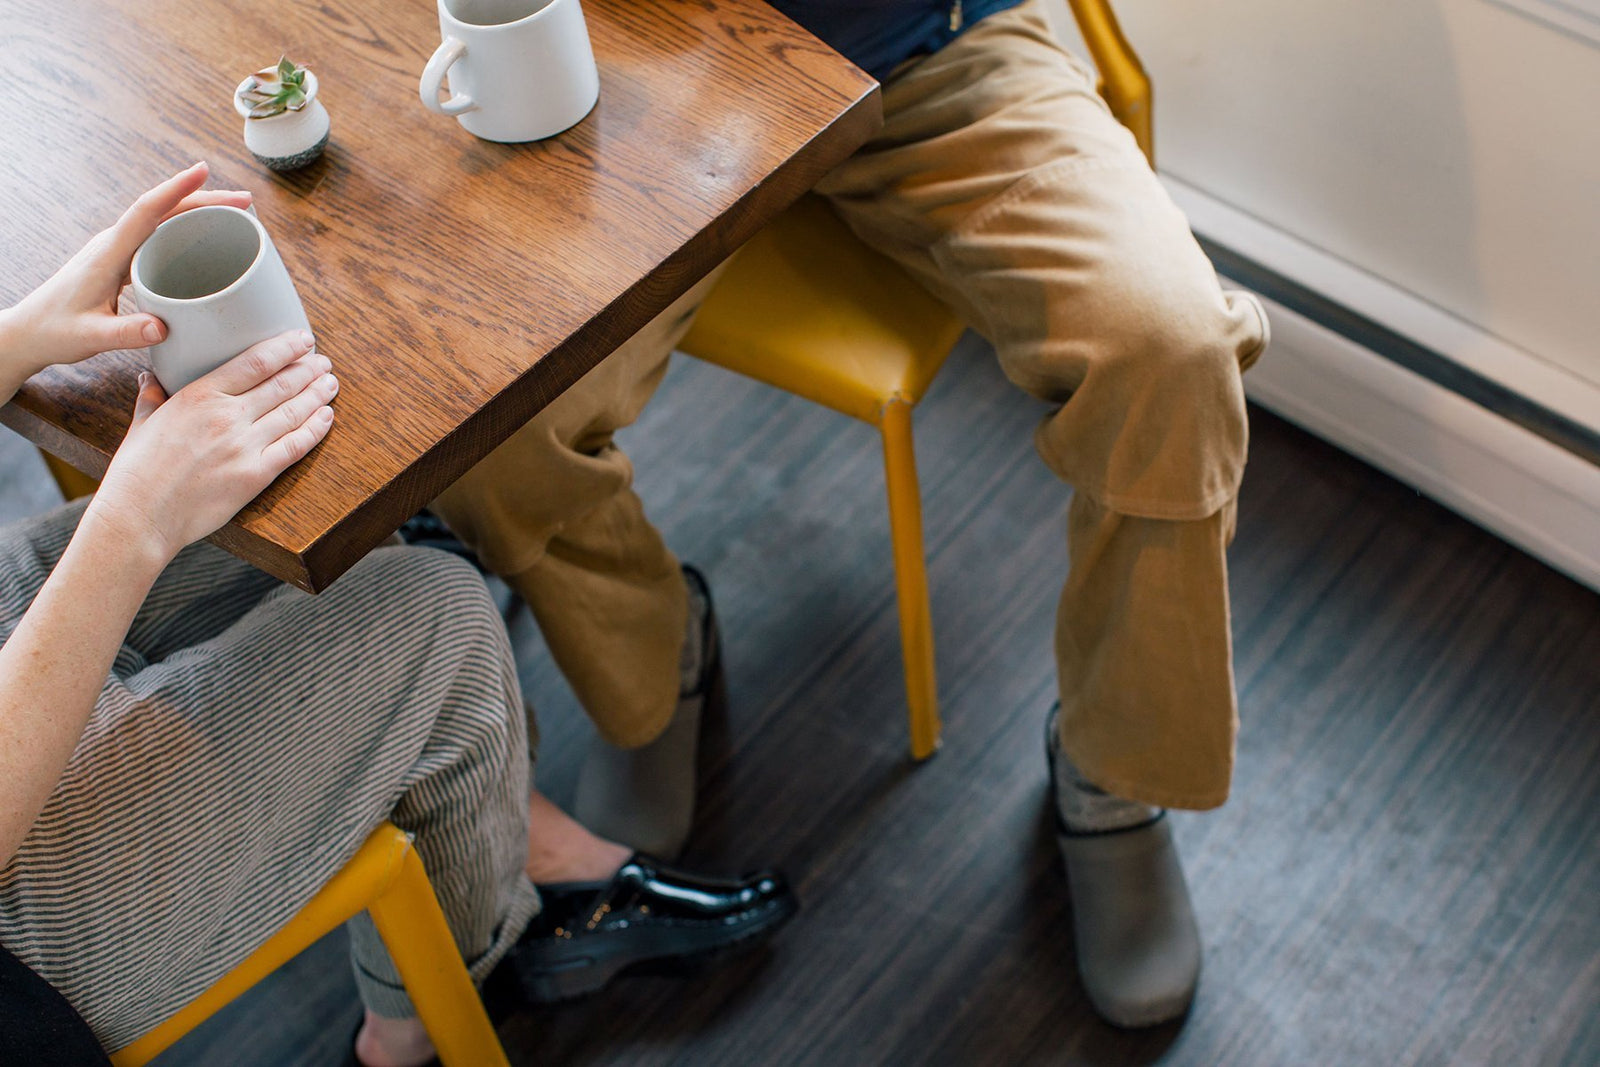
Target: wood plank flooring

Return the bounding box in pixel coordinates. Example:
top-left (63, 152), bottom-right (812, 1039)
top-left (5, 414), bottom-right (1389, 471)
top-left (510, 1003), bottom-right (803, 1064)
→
top-left (3, 333), bottom-right (1595, 1066)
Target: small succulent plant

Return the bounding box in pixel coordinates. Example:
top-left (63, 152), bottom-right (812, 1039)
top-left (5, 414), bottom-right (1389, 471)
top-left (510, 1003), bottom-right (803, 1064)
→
top-left (236, 56), bottom-right (312, 119)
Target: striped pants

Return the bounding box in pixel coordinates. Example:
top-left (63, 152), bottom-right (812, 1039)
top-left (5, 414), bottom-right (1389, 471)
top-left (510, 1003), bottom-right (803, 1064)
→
top-left (0, 501), bottom-right (541, 1052)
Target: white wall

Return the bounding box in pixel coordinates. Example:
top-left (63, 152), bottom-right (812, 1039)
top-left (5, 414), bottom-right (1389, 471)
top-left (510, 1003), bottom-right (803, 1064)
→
top-left (1040, 0), bottom-right (1600, 589)
top-left (1043, 0), bottom-right (1600, 421)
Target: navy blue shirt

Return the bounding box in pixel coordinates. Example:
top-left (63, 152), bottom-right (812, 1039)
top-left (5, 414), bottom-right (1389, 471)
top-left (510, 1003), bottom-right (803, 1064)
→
top-left (769, 1), bottom-right (1028, 81)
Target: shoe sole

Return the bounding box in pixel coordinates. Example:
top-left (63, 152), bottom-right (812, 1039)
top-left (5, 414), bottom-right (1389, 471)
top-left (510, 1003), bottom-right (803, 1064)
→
top-left (516, 894), bottom-right (798, 1005)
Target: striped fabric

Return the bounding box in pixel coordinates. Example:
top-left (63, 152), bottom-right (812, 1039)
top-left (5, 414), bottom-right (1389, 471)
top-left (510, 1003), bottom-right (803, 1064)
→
top-left (0, 500), bottom-right (540, 1051)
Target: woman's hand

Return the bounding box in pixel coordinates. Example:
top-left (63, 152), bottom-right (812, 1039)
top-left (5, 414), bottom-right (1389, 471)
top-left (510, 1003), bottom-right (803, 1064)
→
top-left (85, 330), bottom-right (338, 565)
top-left (2, 162), bottom-right (251, 373)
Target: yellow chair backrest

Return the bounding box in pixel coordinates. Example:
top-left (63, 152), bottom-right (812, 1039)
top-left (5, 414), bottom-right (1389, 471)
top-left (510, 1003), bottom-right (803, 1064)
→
top-left (1069, 0), bottom-right (1153, 164)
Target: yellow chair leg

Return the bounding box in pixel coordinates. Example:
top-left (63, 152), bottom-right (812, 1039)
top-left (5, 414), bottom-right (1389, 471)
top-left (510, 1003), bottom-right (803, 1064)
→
top-left (367, 840), bottom-right (511, 1067)
top-left (109, 824), bottom-right (509, 1067)
top-left (879, 400), bottom-right (941, 760)
top-left (41, 450), bottom-right (100, 501)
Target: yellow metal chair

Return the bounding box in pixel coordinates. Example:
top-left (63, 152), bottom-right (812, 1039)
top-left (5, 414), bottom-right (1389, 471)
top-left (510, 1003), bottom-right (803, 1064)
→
top-left (35, 465), bottom-right (509, 1067)
top-left (111, 823), bottom-right (509, 1067)
top-left (678, 0), bottom-right (1153, 761)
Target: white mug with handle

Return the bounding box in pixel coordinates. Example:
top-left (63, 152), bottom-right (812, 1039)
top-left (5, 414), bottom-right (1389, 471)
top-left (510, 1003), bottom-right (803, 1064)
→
top-left (419, 0), bottom-right (600, 143)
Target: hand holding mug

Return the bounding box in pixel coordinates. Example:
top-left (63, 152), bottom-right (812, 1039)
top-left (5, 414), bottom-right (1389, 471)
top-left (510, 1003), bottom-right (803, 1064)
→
top-left (4, 163), bottom-right (251, 374)
top-left (87, 330), bottom-right (338, 565)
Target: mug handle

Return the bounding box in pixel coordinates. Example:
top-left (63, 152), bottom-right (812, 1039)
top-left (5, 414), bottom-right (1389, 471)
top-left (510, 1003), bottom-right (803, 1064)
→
top-left (419, 37), bottom-right (476, 116)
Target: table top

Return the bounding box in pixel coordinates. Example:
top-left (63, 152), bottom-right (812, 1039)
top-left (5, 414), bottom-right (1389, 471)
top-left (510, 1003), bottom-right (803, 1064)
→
top-left (0, 0), bottom-right (879, 590)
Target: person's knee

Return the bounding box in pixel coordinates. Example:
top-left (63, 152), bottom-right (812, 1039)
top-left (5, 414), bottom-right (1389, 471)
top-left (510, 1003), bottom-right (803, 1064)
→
top-left (352, 542), bottom-right (486, 606)
top-left (1018, 270), bottom-right (1258, 518)
top-left (1084, 269), bottom-right (1261, 390)
top-left (354, 546), bottom-right (524, 741)
top-left (335, 546), bottom-right (507, 662)
top-left (431, 414), bottom-right (641, 581)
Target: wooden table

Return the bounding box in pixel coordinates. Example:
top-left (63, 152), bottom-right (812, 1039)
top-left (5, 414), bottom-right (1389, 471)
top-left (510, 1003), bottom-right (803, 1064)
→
top-left (0, 0), bottom-right (878, 590)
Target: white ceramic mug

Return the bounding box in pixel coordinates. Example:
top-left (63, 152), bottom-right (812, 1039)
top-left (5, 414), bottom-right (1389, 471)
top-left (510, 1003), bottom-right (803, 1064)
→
top-left (418, 0), bottom-right (600, 143)
top-left (131, 205), bottom-right (313, 394)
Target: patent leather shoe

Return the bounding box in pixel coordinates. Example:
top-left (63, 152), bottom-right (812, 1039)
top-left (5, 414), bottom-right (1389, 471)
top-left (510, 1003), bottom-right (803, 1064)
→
top-left (507, 854), bottom-right (797, 1003)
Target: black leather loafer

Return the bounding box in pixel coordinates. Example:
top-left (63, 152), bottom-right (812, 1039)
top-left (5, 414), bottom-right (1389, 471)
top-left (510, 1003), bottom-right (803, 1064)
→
top-left (508, 855), bottom-right (798, 1003)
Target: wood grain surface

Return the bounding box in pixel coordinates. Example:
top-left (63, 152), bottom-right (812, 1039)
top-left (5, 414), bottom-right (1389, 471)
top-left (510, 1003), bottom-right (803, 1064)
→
top-left (0, 0), bottom-right (880, 590)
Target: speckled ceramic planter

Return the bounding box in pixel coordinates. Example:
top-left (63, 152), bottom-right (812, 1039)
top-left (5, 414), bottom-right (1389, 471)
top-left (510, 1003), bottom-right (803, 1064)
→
top-left (234, 70), bottom-right (330, 171)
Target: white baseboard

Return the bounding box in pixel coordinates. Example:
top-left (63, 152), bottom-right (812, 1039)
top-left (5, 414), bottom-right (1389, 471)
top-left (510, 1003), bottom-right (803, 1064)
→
top-left (1157, 174), bottom-right (1600, 592)
top-left (1242, 295), bottom-right (1600, 592)
top-left (1163, 176), bottom-right (1600, 433)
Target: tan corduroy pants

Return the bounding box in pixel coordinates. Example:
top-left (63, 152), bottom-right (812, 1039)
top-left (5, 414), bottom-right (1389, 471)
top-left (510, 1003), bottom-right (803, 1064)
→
top-left (433, 0), bottom-right (1268, 810)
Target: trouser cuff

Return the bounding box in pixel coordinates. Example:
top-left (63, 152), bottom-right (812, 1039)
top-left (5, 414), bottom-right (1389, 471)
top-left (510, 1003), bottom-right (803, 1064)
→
top-left (350, 876), bottom-right (542, 1020)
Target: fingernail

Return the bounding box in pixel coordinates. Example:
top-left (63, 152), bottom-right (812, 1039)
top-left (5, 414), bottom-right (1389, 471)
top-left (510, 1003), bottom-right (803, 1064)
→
top-left (298, 330), bottom-right (314, 347)
top-left (142, 320), bottom-right (162, 344)
top-left (189, 161), bottom-right (206, 171)
top-left (318, 354), bottom-right (333, 372)
top-left (137, 372), bottom-right (149, 387)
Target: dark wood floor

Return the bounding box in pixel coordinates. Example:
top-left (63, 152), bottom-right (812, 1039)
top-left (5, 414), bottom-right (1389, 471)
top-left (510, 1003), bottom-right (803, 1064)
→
top-left (4, 334), bottom-right (1597, 1066)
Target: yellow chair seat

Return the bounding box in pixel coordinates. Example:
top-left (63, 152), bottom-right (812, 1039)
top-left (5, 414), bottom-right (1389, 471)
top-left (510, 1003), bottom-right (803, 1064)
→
top-left (682, 194), bottom-right (965, 426)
